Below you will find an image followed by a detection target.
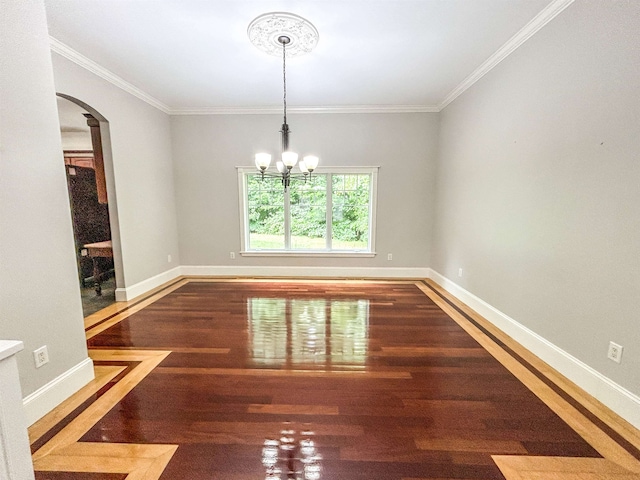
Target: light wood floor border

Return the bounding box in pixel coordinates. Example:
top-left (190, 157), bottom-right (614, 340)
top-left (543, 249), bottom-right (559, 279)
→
top-left (31, 349), bottom-right (176, 479)
top-left (183, 276), bottom-right (420, 284)
top-left (83, 276), bottom-right (190, 330)
top-left (85, 280), bottom-right (189, 339)
top-left (28, 365), bottom-right (125, 445)
top-left (491, 455), bottom-right (640, 480)
top-left (421, 278), bottom-right (640, 455)
top-left (32, 442), bottom-right (177, 480)
top-left (416, 280), bottom-right (640, 477)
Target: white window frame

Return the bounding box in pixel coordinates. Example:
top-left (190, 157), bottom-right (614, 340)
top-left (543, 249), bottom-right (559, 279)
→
top-left (237, 166), bottom-right (379, 257)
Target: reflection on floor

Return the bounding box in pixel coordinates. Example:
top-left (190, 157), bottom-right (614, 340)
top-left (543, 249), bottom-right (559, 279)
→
top-left (80, 275), bottom-right (115, 317)
top-left (249, 298), bottom-right (369, 366)
top-left (29, 279), bottom-right (640, 480)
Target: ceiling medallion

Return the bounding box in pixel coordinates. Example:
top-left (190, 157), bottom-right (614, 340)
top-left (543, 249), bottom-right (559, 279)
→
top-left (248, 12), bottom-right (319, 58)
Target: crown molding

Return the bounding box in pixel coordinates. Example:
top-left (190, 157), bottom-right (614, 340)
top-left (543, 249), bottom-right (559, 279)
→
top-left (47, 40), bottom-right (437, 115)
top-left (169, 105), bottom-right (440, 115)
top-left (49, 36), bottom-right (171, 114)
top-left (50, 0), bottom-right (573, 117)
top-left (438, 0), bottom-right (575, 111)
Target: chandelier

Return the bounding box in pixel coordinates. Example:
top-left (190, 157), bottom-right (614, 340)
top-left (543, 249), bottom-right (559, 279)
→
top-left (248, 13), bottom-right (320, 190)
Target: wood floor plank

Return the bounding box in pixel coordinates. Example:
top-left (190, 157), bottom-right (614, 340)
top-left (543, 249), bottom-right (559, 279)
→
top-left (107, 346), bottom-right (230, 354)
top-left (153, 366), bottom-right (412, 378)
top-left (416, 438), bottom-right (528, 455)
top-left (247, 404), bottom-right (339, 415)
top-left (378, 346), bottom-right (489, 357)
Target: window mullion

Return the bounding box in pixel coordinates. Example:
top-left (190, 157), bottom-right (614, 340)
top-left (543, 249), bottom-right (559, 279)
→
top-left (326, 174), bottom-right (332, 250)
top-left (242, 173), bottom-right (249, 250)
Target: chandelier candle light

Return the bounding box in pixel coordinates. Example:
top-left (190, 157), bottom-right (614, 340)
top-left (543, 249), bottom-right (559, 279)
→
top-left (248, 13), bottom-right (320, 190)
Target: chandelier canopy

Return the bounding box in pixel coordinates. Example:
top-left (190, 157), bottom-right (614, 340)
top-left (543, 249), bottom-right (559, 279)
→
top-left (248, 13), bottom-right (320, 190)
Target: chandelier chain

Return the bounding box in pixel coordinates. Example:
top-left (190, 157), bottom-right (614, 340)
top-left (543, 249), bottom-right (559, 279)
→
top-left (282, 39), bottom-right (287, 125)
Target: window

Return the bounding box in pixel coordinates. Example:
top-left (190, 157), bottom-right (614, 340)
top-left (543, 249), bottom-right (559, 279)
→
top-left (238, 167), bottom-right (378, 256)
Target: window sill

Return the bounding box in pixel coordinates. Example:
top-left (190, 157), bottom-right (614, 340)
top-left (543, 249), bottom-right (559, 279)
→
top-left (240, 251), bottom-right (376, 258)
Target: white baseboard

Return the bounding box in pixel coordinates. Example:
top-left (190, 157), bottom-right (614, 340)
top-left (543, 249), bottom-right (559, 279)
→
top-left (427, 268), bottom-right (640, 430)
top-left (22, 357), bottom-right (94, 426)
top-left (180, 265), bottom-right (431, 279)
top-left (115, 266), bottom-right (182, 301)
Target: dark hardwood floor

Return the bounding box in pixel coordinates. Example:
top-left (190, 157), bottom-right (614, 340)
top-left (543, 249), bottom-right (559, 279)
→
top-left (30, 280), bottom-right (640, 479)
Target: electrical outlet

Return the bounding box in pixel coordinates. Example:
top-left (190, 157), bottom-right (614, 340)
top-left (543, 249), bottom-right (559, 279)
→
top-left (168, 254), bottom-right (172, 263)
top-left (34, 346), bottom-right (49, 368)
top-left (607, 341), bottom-right (623, 364)
top-left (230, 252), bottom-right (236, 259)
top-left (458, 268), bottom-right (463, 277)
top-left (387, 253), bottom-right (392, 261)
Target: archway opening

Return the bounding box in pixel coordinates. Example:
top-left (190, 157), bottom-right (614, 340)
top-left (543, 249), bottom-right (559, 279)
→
top-left (56, 94), bottom-right (122, 316)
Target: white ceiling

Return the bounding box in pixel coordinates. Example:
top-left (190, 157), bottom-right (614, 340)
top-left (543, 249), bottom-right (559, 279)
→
top-left (44, 0), bottom-right (563, 114)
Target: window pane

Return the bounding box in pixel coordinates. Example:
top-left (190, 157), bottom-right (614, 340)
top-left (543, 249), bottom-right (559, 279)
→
top-left (247, 175), bottom-right (285, 249)
top-left (290, 175), bottom-right (327, 250)
top-left (332, 174), bottom-right (370, 250)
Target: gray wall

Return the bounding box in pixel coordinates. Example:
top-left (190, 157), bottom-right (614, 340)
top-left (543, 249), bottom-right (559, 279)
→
top-left (0, 0), bottom-right (89, 396)
top-left (172, 113), bottom-right (437, 270)
top-left (432, 0), bottom-right (640, 396)
top-left (51, 56), bottom-right (181, 287)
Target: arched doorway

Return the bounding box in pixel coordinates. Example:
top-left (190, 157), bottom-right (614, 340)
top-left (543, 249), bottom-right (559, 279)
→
top-left (56, 94), bottom-right (124, 316)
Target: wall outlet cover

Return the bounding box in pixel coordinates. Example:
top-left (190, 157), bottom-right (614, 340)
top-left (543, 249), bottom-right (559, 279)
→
top-left (34, 346), bottom-right (49, 368)
top-left (607, 341), bottom-right (623, 364)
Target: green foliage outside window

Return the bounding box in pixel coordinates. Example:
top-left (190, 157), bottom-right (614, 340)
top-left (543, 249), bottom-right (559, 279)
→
top-left (246, 172), bottom-right (371, 251)
top-left (247, 176), bottom-right (285, 235)
top-left (290, 176), bottom-right (327, 240)
top-left (332, 174), bottom-right (369, 244)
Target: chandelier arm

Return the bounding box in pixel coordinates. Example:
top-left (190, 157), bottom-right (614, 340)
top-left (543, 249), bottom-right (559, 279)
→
top-left (259, 172), bottom-right (308, 181)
